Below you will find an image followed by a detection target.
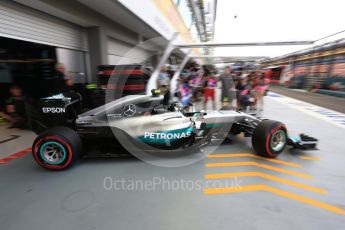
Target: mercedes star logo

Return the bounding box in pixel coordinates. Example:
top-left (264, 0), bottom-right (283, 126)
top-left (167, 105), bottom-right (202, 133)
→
top-left (123, 104), bottom-right (136, 116)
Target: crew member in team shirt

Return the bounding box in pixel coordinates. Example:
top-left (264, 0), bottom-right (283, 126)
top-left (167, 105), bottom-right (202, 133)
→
top-left (203, 69), bottom-right (217, 110)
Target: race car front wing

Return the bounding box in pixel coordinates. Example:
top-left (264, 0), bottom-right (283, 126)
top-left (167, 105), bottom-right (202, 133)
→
top-left (288, 134), bottom-right (318, 150)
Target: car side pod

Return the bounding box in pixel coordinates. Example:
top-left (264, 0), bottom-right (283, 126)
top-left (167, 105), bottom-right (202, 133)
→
top-left (288, 134), bottom-right (318, 150)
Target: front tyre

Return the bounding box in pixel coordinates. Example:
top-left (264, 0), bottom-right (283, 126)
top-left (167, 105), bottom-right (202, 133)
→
top-left (32, 127), bottom-right (82, 170)
top-left (252, 120), bottom-right (287, 158)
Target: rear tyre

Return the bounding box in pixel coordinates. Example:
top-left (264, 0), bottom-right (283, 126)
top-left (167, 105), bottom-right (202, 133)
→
top-left (32, 127), bottom-right (82, 170)
top-left (252, 120), bottom-right (287, 158)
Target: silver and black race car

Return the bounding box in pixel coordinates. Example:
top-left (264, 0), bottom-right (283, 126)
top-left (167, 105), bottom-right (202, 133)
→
top-left (30, 90), bottom-right (318, 170)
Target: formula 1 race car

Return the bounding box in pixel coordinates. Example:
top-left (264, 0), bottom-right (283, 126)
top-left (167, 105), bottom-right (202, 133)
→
top-left (30, 90), bottom-right (318, 170)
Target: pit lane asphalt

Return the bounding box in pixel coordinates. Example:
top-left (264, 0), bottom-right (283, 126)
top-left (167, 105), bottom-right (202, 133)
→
top-left (0, 94), bottom-right (345, 230)
top-left (270, 85), bottom-right (345, 114)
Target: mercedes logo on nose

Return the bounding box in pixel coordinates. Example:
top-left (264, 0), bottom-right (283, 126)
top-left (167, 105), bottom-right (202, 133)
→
top-left (123, 104), bottom-right (136, 116)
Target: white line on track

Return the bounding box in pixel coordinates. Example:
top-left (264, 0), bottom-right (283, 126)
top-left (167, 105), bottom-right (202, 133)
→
top-left (266, 92), bottom-right (345, 129)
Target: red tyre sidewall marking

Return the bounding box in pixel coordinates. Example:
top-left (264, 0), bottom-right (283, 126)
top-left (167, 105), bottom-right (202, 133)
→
top-left (265, 124), bottom-right (287, 157)
top-left (33, 136), bottom-right (73, 169)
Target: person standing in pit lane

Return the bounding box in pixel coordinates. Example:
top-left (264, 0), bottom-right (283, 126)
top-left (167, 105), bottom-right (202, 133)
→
top-left (220, 66), bottom-right (235, 109)
top-left (189, 67), bottom-right (203, 102)
top-left (52, 63), bottom-right (73, 94)
top-left (179, 75), bottom-right (193, 110)
top-left (255, 73), bottom-right (270, 111)
top-left (0, 85), bottom-right (27, 128)
top-left (203, 69), bottom-right (217, 110)
top-left (238, 78), bottom-right (257, 112)
top-left (157, 65), bottom-right (171, 105)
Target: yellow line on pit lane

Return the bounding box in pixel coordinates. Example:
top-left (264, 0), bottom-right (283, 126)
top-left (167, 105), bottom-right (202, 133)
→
top-left (299, 156), bottom-right (321, 161)
top-left (204, 172), bottom-right (326, 194)
top-left (207, 153), bottom-right (302, 168)
top-left (205, 161), bottom-right (312, 179)
top-left (203, 184), bottom-right (345, 216)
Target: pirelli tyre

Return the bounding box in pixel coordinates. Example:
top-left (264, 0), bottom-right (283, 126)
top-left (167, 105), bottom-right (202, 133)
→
top-left (32, 127), bottom-right (82, 170)
top-left (252, 120), bottom-right (287, 158)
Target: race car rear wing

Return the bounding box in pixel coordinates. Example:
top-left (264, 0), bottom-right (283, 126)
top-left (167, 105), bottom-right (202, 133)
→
top-left (27, 92), bottom-right (82, 134)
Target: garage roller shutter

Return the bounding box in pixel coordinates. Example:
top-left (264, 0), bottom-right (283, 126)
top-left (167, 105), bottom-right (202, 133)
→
top-left (107, 37), bottom-right (151, 64)
top-left (0, 1), bottom-right (87, 51)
